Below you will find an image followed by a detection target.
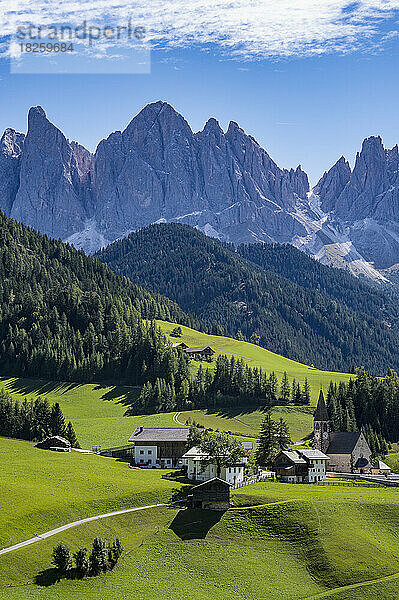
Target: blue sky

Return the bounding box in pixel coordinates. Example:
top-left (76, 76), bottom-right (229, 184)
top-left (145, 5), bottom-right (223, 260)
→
top-left (2, 1), bottom-right (399, 183)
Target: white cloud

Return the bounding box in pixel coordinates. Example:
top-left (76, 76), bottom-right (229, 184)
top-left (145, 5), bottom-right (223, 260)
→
top-left (2, 0), bottom-right (399, 59)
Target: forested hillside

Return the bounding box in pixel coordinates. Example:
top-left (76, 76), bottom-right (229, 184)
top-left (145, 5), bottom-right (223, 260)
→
top-left (0, 211), bottom-right (197, 384)
top-left (97, 223), bottom-right (399, 374)
top-left (238, 243), bottom-right (398, 325)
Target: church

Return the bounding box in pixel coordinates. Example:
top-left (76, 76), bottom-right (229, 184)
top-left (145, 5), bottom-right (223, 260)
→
top-left (313, 391), bottom-right (373, 473)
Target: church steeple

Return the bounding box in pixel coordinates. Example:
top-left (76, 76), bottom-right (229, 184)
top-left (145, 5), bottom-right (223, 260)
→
top-left (313, 390), bottom-right (331, 453)
top-left (314, 390), bottom-right (329, 421)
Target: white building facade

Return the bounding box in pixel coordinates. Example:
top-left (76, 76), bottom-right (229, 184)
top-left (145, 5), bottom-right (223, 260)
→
top-left (183, 447), bottom-right (245, 485)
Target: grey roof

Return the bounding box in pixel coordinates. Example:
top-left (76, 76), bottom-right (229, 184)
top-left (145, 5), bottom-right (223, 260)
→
top-left (129, 428), bottom-right (190, 443)
top-left (191, 477), bottom-right (231, 490)
top-left (280, 450), bottom-right (307, 465)
top-left (314, 391), bottom-right (329, 421)
top-left (374, 460), bottom-right (391, 470)
top-left (182, 446), bottom-right (208, 458)
top-left (185, 346), bottom-right (214, 353)
top-left (327, 432), bottom-right (361, 454)
top-left (300, 449), bottom-right (329, 460)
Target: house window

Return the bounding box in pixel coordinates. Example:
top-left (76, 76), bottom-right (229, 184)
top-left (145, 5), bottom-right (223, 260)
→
top-left (148, 450), bottom-right (152, 455)
top-left (139, 450), bottom-right (144, 455)
top-left (167, 459), bottom-right (171, 464)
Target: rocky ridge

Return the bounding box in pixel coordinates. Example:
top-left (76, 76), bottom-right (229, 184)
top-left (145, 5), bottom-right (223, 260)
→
top-left (1, 102), bottom-right (398, 279)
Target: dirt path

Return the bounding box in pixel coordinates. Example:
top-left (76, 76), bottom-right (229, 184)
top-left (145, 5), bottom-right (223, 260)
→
top-left (0, 503), bottom-right (167, 557)
top-left (303, 570), bottom-right (399, 599)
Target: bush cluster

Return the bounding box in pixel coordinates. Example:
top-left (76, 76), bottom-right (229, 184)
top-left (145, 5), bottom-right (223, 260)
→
top-left (52, 537), bottom-right (123, 580)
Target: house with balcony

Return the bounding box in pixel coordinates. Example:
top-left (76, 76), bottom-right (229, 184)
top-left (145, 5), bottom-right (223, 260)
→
top-left (272, 448), bottom-right (329, 483)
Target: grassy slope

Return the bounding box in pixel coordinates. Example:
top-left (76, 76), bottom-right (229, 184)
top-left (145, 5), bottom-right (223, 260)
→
top-left (0, 321), bottom-right (353, 447)
top-left (0, 377), bottom-right (178, 449)
top-left (157, 320), bottom-right (352, 396)
top-left (0, 437), bottom-right (180, 549)
top-left (385, 452), bottom-right (399, 472)
top-left (158, 320), bottom-right (352, 439)
top-left (1, 454), bottom-right (399, 600)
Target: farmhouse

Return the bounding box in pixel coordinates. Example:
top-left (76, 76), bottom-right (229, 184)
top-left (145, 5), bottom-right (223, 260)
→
top-left (171, 342), bottom-right (188, 349)
top-left (128, 427), bottom-right (190, 468)
top-left (182, 446), bottom-right (245, 485)
top-left (187, 477), bottom-right (231, 510)
top-left (184, 346), bottom-right (215, 360)
top-left (313, 391), bottom-right (373, 473)
top-left (272, 448), bottom-right (329, 483)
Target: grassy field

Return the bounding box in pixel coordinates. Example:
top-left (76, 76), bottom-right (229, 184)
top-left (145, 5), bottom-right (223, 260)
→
top-left (0, 377), bottom-right (180, 449)
top-left (0, 321), bottom-right (355, 448)
top-left (0, 437), bottom-right (181, 549)
top-left (1, 451), bottom-right (399, 600)
top-left (158, 320), bottom-right (352, 403)
top-left (180, 405), bottom-right (314, 440)
top-left (159, 319), bottom-right (354, 440)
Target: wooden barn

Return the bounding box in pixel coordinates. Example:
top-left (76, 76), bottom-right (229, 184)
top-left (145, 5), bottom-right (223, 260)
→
top-left (184, 346), bottom-right (215, 360)
top-left (187, 477), bottom-right (231, 510)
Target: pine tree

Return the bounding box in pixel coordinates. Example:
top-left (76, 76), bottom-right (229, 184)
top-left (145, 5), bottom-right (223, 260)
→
top-left (256, 413), bottom-right (278, 466)
top-left (276, 417), bottom-right (291, 450)
top-left (90, 537), bottom-right (109, 575)
top-left (52, 542), bottom-right (72, 578)
top-left (109, 538), bottom-right (123, 566)
top-left (65, 421), bottom-right (80, 449)
top-left (50, 402), bottom-right (66, 436)
top-left (74, 547), bottom-right (90, 578)
top-left (302, 378), bottom-right (311, 405)
top-left (279, 372), bottom-right (290, 404)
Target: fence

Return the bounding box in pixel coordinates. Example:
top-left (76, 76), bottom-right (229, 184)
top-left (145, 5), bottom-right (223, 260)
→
top-left (231, 474), bottom-right (273, 490)
top-left (100, 445), bottom-right (134, 458)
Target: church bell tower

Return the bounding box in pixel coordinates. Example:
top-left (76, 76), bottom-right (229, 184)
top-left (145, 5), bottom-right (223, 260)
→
top-left (313, 390), bottom-right (330, 453)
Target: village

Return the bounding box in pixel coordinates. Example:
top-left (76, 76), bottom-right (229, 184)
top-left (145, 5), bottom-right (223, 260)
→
top-left (36, 390), bottom-right (397, 511)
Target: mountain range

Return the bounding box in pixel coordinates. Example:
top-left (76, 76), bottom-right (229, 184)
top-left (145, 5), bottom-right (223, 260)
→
top-left (1, 101), bottom-right (399, 280)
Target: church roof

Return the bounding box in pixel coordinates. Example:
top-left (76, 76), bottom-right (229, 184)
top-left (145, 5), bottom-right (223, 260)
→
top-left (327, 431), bottom-right (361, 454)
top-left (314, 391), bottom-right (329, 421)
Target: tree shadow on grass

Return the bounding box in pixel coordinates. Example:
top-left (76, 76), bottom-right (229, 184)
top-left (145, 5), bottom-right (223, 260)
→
top-left (2, 377), bottom-right (82, 398)
top-left (169, 509), bottom-right (224, 540)
top-left (34, 567), bottom-right (60, 587)
top-left (93, 384), bottom-right (140, 408)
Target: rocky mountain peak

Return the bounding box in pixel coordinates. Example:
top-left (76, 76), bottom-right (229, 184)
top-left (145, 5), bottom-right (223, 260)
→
top-left (1, 103), bottom-right (399, 275)
top-left (1, 129), bottom-right (25, 158)
top-left (315, 155), bottom-right (351, 212)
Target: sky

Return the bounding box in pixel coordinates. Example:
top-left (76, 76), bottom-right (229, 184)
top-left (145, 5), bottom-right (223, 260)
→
top-left (2, 1), bottom-right (399, 184)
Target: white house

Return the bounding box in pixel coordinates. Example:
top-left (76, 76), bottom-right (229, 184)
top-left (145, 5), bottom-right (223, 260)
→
top-left (272, 448), bottom-right (329, 483)
top-left (128, 427), bottom-right (190, 468)
top-left (182, 446), bottom-right (245, 485)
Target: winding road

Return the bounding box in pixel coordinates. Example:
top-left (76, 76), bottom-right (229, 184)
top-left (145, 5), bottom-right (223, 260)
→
top-left (0, 503), bottom-right (167, 557)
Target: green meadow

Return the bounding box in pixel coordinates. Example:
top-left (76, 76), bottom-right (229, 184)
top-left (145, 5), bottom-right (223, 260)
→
top-left (0, 437), bottom-right (179, 549)
top-left (158, 319), bottom-right (353, 440)
top-left (0, 437), bottom-right (398, 600)
top-left (180, 406), bottom-right (314, 440)
top-left (157, 319), bottom-right (353, 404)
top-left (0, 321), bottom-right (354, 447)
top-left (0, 377), bottom-right (179, 449)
